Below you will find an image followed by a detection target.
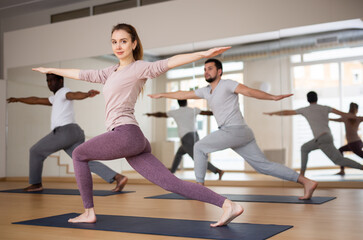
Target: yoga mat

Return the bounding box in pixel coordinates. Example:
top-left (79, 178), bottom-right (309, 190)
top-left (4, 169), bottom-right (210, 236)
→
top-left (0, 188), bottom-right (134, 196)
top-left (13, 213), bottom-right (293, 240)
top-left (145, 193), bottom-right (336, 204)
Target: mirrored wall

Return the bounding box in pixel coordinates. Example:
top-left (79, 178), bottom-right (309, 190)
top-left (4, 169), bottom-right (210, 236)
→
top-left (6, 28), bottom-right (363, 181)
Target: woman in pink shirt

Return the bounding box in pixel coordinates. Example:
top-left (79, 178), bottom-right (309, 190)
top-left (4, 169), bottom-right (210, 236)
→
top-left (330, 102), bottom-right (363, 175)
top-left (33, 23), bottom-right (242, 227)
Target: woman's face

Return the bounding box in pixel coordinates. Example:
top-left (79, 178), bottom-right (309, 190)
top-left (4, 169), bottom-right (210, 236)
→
top-left (111, 29), bottom-right (137, 61)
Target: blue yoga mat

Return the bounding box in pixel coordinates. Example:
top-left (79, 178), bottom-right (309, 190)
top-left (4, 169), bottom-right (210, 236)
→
top-left (13, 213), bottom-right (293, 240)
top-left (0, 188), bottom-right (134, 196)
top-left (145, 193), bottom-right (336, 204)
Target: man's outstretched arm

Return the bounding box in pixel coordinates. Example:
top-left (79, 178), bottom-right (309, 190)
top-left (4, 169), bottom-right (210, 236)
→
top-left (66, 90), bottom-right (100, 100)
top-left (7, 97), bottom-right (51, 106)
top-left (264, 110), bottom-right (298, 116)
top-left (148, 90), bottom-right (200, 100)
top-left (200, 110), bottom-right (213, 116)
top-left (145, 112), bottom-right (168, 118)
top-left (234, 83), bottom-right (293, 101)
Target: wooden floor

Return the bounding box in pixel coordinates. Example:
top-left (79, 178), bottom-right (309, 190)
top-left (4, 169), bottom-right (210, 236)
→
top-left (1, 170), bottom-right (363, 240)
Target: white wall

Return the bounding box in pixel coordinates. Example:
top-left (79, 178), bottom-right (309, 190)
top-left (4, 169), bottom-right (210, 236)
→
top-left (4, 0), bottom-right (363, 71)
top-left (0, 80), bottom-right (5, 178)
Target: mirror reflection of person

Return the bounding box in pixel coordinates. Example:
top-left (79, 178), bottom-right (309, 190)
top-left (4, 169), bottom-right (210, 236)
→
top-left (7, 73), bottom-right (127, 192)
top-left (265, 92), bottom-right (363, 176)
top-left (33, 23), bottom-right (243, 227)
top-left (149, 58), bottom-right (318, 200)
top-left (146, 99), bottom-right (224, 179)
top-left (330, 102), bottom-right (363, 175)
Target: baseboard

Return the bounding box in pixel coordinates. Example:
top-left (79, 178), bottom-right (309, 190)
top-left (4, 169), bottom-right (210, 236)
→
top-left (3, 176), bottom-right (362, 188)
top-left (3, 176), bottom-right (154, 185)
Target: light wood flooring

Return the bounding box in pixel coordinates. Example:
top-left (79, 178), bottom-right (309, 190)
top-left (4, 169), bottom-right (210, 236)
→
top-left (1, 169), bottom-right (363, 240)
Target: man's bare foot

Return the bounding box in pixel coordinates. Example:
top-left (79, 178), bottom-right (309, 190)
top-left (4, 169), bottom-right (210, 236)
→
top-left (210, 199), bottom-right (244, 227)
top-left (23, 183), bottom-right (43, 192)
top-left (68, 208), bottom-right (97, 223)
top-left (335, 171), bottom-right (345, 176)
top-left (197, 182), bottom-right (204, 186)
top-left (335, 166), bottom-right (345, 176)
top-left (217, 170), bottom-right (224, 180)
top-left (111, 174), bottom-right (128, 192)
top-left (299, 177), bottom-right (318, 200)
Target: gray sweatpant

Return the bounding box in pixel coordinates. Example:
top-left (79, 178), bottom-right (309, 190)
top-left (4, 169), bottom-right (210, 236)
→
top-left (170, 131), bottom-right (219, 174)
top-left (301, 133), bottom-right (363, 173)
top-left (194, 125), bottom-right (299, 183)
top-left (29, 123), bottom-right (118, 184)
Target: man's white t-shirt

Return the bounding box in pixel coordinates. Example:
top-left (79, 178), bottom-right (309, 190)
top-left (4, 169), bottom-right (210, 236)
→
top-left (167, 106), bottom-right (201, 138)
top-left (48, 87), bottom-right (75, 130)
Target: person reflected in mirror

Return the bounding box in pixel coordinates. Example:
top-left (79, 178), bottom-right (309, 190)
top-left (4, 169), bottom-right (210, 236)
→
top-left (265, 92), bottom-right (363, 176)
top-left (329, 102), bottom-right (363, 175)
top-left (146, 99), bottom-right (224, 179)
top-left (7, 73), bottom-right (127, 192)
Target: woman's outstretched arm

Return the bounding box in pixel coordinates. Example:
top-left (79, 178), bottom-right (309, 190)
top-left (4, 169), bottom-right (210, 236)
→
top-left (148, 90), bottom-right (200, 100)
top-left (167, 47), bottom-right (231, 69)
top-left (32, 67), bottom-right (81, 80)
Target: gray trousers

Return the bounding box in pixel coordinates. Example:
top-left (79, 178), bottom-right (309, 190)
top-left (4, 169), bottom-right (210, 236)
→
top-left (170, 132), bottom-right (219, 174)
top-left (194, 125), bottom-right (299, 183)
top-left (29, 123), bottom-right (118, 184)
top-left (301, 133), bottom-right (363, 173)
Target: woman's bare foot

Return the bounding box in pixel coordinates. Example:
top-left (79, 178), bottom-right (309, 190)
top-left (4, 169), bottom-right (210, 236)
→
top-left (210, 199), bottom-right (244, 227)
top-left (112, 174), bottom-right (128, 192)
top-left (298, 175), bottom-right (318, 200)
top-left (68, 208), bottom-right (97, 223)
top-left (23, 183), bottom-right (43, 192)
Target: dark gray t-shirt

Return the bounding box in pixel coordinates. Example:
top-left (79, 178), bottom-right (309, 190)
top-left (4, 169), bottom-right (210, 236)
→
top-left (195, 79), bottom-right (245, 127)
top-left (296, 104), bottom-right (332, 138)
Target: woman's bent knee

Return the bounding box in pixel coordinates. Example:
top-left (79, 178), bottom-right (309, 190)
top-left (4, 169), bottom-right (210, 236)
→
top-left (72, 144), bottom-right (86, 161)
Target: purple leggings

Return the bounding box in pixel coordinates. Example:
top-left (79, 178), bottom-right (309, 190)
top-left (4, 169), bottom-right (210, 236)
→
top-left (339, 140), bottom-right (363, 158)
top-left (72, 124), bottom-right (226, 209)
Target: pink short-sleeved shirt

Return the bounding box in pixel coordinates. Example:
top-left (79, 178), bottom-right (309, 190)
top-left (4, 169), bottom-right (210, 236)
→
top-left (79, 59), bottom-right (169, 131)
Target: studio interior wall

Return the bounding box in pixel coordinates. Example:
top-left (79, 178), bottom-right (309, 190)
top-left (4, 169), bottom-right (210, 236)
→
top-left (3, 0), bottom-right (363, 177)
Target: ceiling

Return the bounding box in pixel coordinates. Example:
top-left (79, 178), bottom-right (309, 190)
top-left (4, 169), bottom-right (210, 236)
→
top-left (0, 0), bottom-right (90, 19)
